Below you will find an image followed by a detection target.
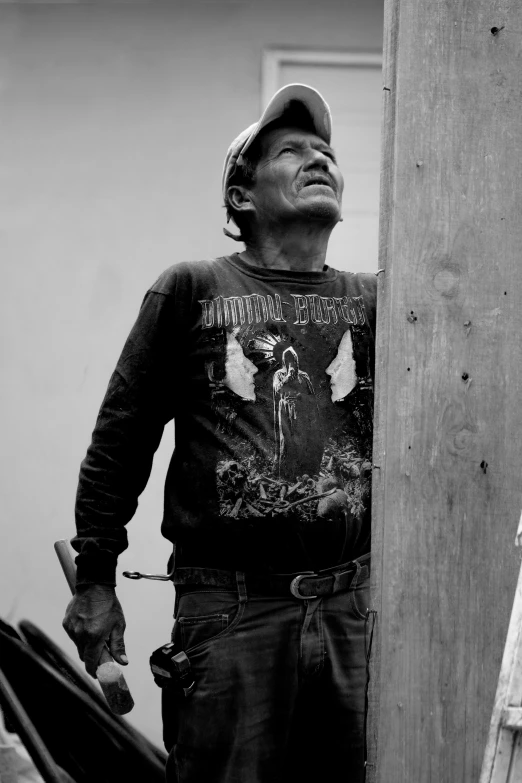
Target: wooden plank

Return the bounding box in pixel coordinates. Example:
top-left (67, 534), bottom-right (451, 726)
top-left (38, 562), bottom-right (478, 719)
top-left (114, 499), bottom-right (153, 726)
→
top-left (368, 0), bottom-right (522, 780)
top-left (507, 734), bottom-right (522, 783)
top-left (480, 559), bottom-right (522, 780)
top-left (366, 0), bottom-right (399, 776)
top-left (501, 709), bottom-right (522, 733)
top-left (489, 730), bottom-right (516, 783)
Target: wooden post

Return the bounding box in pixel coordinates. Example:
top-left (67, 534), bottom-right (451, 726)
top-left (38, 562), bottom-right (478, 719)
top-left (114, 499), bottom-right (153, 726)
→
top-left (368, 1), bottom-right (522, 780)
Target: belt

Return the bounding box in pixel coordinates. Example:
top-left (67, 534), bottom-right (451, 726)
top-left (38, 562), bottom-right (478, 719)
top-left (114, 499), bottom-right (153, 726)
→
top-left (173, 552), bottom-right (370, 600)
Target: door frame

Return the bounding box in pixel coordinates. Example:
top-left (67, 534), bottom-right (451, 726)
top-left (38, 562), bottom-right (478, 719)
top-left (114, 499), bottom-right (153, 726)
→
top-left (261, 48), bottom-right (383, 111)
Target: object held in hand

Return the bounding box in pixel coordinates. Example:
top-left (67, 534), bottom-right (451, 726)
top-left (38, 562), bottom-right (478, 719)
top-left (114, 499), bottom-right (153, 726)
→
top-left (54, 539), bottom-right (134, 715)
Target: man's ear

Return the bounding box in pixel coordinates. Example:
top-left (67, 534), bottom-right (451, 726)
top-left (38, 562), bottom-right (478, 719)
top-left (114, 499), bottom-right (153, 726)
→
top-left (226, 185), bottom-right (255, 215)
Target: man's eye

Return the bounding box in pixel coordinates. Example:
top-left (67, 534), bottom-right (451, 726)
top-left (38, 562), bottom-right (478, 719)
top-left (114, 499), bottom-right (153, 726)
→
top-left (280, 148), bottom-right (296, 155)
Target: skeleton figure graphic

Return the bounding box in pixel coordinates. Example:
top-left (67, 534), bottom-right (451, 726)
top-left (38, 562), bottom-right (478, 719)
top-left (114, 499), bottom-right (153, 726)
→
top-left (272, 346), bottom-right (322, 480)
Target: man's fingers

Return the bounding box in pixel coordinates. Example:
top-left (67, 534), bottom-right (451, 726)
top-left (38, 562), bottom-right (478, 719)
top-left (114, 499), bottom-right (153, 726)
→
top-left (61, 588), bottom-right (127, 675)
top-left (62, 616), bottom-right (86, 665)
top-left (108, 624), bottom-right (128, 666)
top-left (83, 638), bottom-right (107, 678)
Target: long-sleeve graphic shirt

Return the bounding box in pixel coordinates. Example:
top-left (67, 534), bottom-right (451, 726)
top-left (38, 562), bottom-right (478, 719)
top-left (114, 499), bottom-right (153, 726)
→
top-left (73, 254), bottom-right (377, 585)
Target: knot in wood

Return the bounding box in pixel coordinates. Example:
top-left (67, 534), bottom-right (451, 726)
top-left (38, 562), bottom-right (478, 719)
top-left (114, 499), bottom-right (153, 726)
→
top-left (432, 264), bottom-right (461, 298)
top-left (453, 427), bottom-right (475, 451)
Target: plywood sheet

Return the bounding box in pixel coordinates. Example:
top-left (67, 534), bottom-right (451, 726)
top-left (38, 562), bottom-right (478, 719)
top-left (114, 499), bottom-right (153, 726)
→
top-left (369, 1), bottom-right (522, 780)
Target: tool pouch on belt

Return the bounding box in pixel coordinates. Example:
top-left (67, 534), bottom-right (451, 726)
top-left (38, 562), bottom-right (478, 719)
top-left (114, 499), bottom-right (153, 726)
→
top-left (150, 643), bottom-right (196, 697)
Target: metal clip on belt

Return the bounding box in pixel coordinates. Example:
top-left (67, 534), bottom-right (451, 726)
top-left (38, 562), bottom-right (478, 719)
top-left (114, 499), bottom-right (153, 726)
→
top-left (123, 568), bottom-right (174, 581)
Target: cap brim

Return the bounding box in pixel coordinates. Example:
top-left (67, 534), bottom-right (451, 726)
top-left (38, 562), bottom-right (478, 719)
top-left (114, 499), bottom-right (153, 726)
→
top-left (222, 83), bottom-right (332, 200)
top-left (239, 83), bottom-right (332, 162)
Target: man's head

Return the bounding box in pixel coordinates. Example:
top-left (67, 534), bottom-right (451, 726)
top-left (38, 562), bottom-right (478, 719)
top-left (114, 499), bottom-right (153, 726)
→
top-left (223, 85), bottom-right (343, 244)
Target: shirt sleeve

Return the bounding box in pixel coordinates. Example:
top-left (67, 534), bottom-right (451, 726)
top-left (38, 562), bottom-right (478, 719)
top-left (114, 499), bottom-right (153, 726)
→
top-left (71, 289), bottom-right (177, 586)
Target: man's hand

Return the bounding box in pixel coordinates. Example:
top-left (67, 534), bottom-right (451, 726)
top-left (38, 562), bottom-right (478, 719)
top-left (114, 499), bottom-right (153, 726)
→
top-left (62, 584), bottom-right (128, 678)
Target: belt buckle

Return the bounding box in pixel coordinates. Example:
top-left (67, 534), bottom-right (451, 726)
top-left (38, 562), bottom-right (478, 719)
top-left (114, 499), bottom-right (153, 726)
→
top-left (290, 572), bottom-right (318, 600)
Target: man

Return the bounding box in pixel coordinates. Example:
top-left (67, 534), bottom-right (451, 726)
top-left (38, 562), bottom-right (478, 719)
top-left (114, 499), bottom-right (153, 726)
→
top-left (63, 83), bottom-right (377, 783)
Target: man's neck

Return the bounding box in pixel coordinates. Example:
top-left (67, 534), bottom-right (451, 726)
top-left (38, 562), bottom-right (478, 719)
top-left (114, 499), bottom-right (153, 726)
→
top-left (239, 222), bottom-right (333, 273)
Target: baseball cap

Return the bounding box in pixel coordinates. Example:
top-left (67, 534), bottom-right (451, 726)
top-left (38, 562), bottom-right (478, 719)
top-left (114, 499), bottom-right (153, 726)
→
top-left (222, 83), bottom-right (332, 201)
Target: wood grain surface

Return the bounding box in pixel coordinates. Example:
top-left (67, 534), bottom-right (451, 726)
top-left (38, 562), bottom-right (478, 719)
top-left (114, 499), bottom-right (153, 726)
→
top-left (368, 1), bottom-right (522, 780)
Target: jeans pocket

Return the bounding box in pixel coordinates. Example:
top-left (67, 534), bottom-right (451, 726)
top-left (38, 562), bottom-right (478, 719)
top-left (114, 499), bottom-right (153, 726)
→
top-left (176, 590), bottom-right (243, 652)
top-left (179, 612), bottom-right (229, 650)
top-left (349, 577), bottom-right (370, 621)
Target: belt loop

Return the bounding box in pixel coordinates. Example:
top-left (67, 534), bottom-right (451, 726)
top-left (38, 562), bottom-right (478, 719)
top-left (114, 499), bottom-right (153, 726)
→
top-left (348, 560), bottom-right (362, 592)
top-left (236, 571), bottom-right (247, 603)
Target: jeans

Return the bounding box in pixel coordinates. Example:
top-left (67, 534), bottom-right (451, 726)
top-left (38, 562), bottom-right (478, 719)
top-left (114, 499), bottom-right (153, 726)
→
top-left (162, 560), bottom-right (371, 783)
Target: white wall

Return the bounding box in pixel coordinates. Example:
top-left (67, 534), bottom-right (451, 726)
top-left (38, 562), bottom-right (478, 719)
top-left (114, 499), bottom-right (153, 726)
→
top-left (0, 0), bottom-right (383, 746)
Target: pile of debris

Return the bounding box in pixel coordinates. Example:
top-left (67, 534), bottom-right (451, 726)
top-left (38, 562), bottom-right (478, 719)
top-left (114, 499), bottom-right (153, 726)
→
top-left (216, 440), bottom-right (372, 524)
top-left (217, 462), bottom-right (333, 522)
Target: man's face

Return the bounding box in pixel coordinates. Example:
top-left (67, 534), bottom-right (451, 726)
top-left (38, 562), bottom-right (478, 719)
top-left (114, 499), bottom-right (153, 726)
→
top-left (224, 331), bottom-right (258, 401)
top-left (325, 329), bottom-right (357, 402)
top-left (246, 125), bottom-right (344, 227)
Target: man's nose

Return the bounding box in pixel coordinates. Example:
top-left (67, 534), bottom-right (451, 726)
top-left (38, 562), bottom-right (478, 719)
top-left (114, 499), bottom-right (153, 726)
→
top-left (304, 148), bottom-right (330, 171)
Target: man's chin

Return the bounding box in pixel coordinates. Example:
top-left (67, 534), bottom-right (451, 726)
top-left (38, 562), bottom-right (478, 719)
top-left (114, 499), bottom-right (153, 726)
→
top-left (300, 200), bottom-right (342, 224)
top-left (296, 188), bottom-right (340, 211)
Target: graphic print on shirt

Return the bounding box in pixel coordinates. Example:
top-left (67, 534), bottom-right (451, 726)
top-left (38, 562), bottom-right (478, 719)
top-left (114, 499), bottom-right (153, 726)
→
top-left (325, 329), bottom-right (358, 402)
top-left (223, 328), bottom-right (258, 401)
top-left (199, 288), bottom-right (373, 543)
top-left (272, 345), bottom-right (319, 480)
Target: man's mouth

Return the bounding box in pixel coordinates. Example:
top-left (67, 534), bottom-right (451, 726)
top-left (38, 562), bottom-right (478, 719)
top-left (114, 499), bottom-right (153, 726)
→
top-left (301, 176), bottom-right (334, 190)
